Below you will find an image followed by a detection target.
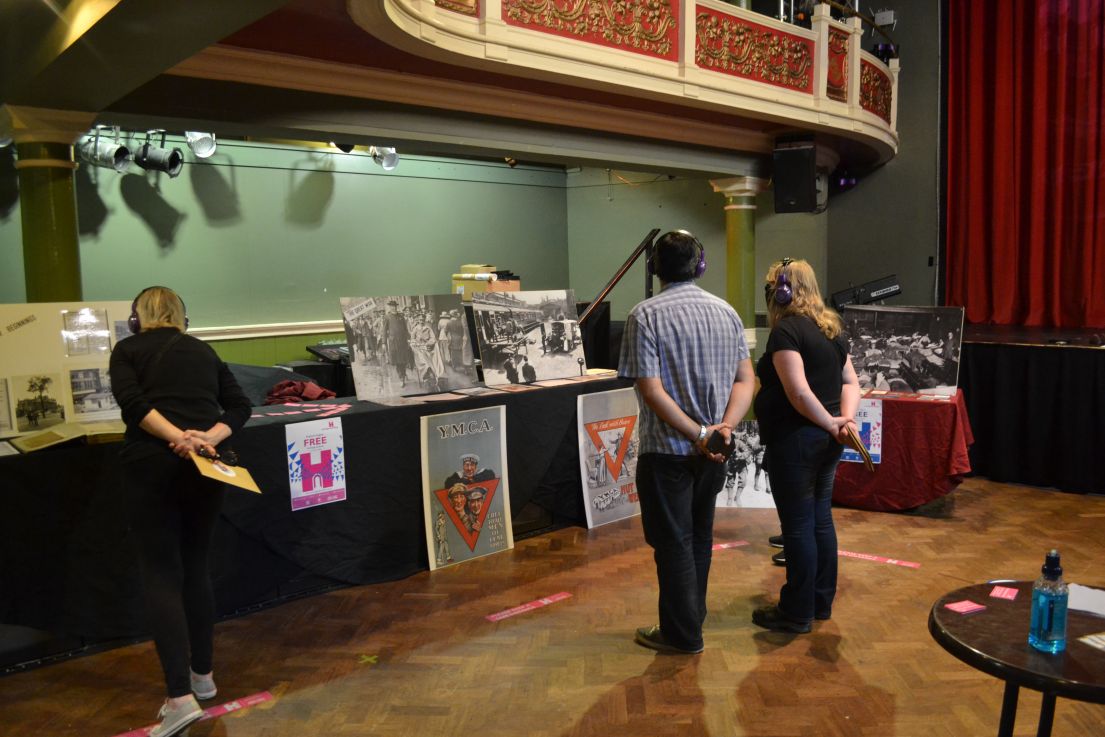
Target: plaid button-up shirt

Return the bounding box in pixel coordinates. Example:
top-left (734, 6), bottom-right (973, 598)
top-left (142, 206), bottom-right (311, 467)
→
top-left (619, 282), bottom-right (749, 455)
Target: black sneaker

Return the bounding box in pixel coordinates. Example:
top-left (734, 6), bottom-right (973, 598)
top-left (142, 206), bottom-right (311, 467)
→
top-left (752, 606), bottom-right (811, 634)
top-left (771, 550), bottom-right (786, 566)
top-left (634, 625), bottom-right (703, 654)
top-left (768, 534), bottom-right (784, 548)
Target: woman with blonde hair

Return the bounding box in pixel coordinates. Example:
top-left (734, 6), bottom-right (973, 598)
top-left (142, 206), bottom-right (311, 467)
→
top-left (110, 286), bottom-right (251, 736)
top-left (751, 259), bottom-right (860, 634)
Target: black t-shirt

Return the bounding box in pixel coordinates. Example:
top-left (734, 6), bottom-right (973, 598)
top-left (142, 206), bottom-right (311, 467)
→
top-left (753, 314), bottom-right (849, 443)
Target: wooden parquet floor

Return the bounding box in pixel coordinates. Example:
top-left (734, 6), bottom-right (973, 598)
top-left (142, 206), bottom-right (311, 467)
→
top-left (3, 477), bottom-right (1104, 737)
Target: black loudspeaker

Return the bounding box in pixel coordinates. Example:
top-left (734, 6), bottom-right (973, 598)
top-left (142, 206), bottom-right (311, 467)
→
top-left (773, 145), bottom-right (818, 213)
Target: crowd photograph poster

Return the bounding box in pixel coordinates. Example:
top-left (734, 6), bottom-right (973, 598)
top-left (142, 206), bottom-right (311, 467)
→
top-left (576, 388), bottom-right (641, 528)
top-left (470, 290), bottom-right (587, 386)
top-left (842, 306), bottom-right (965, 395)
top-left (421, 405), bottom-right (513, 570)
top-left (340, 294), bottom-right (479, 402)
top-left (716, 420), bottom-right (774, 509)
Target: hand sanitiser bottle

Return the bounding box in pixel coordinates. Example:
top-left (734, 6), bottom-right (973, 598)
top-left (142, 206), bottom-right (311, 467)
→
top-left (1028, 549), bottom-right (1068, 654)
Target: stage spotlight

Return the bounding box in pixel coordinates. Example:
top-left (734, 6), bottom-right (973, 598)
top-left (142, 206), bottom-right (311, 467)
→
top-left (185, 131), bottom-right (217, 158)
top-left (78, 127), bottom-right (130, 172)
top-left (331, 142), bottom-right (355, 154)
top-left (134, 130), bottom-right (183, 178)
top-left (369, 146), bottom-right (398, 171)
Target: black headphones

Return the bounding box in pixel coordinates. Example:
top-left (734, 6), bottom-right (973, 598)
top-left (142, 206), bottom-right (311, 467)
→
top-left (647, 230), bottom-right (707, 280)
top-left (766, 258), bottom-right (794, 306)
top-left (128, 286), bottom-right (188, 334)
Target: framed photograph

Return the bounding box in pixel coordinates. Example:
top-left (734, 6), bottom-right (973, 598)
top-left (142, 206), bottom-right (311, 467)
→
top-left (11, 373), bottom-right (66, 433)
top-left (842, 306), bottom-right (965, 395)
top-left (68, 367), bottom-right (120, 422)
top-left (341, 294), bottom-right (479, 401)
top-left (471, 290), bottom-right (587, 386)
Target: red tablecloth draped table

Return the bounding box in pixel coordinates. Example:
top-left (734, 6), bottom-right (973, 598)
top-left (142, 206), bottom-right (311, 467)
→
top-left (833, 391), bottom-right (973, 511)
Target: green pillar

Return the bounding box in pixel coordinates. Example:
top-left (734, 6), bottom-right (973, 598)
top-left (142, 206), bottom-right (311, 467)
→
top-left (15, 141), bottom-right (82, 301)
top-left (710, 176), bottom-right (768, 340)
top-left (5, 105), bottom-right (96, 303)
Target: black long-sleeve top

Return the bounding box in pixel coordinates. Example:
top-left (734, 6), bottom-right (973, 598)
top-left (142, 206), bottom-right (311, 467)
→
top-left (109, 328), bottom-right (252, 457)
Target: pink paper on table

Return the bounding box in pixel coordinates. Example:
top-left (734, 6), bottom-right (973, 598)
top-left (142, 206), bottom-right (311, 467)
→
top-left (945, 600), bottom-right (986, 614)
top-left (990, 586), bottom-right (1019, 600)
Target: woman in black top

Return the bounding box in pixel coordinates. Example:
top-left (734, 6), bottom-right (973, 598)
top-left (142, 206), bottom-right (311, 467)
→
top-left (110, 286), bottom-right (251, 737)
top-left (751, 260), bottom-right (860, 634)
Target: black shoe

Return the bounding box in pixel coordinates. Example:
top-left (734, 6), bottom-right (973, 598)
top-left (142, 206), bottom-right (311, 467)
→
top-left (771, 550), bottom-right (786, 566)
top-left (768, 534), bottom-right (784, 548)
top-left (815, 611), bottom-right (831, 621)
top-left (752, 606), bottom-right (811, 634)
top-left (634, 625), bottom-right (703, 654)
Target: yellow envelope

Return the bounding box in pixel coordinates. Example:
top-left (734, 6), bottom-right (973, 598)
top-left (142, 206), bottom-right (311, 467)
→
top-left (190, 451), bottom-right (261, 493)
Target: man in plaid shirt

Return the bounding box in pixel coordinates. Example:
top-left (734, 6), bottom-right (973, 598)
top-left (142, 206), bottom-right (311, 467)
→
top-left (619, 230), bottom-right (755, 654)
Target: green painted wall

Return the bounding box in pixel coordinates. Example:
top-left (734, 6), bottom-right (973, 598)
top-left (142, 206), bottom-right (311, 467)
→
top-left (565, 169), bottom-right (828, 322)
top-left (0, 139), bottom-right (569, 327)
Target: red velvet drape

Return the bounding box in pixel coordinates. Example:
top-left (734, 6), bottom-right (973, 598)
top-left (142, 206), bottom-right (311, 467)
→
top-left (946, 0), bottom-right (1105, 328)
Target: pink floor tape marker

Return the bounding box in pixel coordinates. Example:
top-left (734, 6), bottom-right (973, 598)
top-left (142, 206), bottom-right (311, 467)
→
top-left (486, 592), bottom-right (572, 622)
top-left (838, 550), bottom-right (921, 568)
top-left (111, 691), bottom-right (274, 737)
top-left (712, 541), bottom-right (750, 550)
top-left (990, 585), bottom-right (1019, 600)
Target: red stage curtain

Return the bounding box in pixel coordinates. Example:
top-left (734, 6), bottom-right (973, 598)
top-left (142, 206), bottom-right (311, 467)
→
top-left (946, 0), bottom-right (1105, 328)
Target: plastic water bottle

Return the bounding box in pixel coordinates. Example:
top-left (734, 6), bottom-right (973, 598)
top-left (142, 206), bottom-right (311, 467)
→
top-left (1028, 549), bottom-right (1068, 654)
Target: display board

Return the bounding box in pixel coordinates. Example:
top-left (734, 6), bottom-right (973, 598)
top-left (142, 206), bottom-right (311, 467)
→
top-left (715, 420), bottom-right (774, 509)
top-left (471, 290), bottom-right (587, 385)
top-left (340, 294), bottom-right (479, 401)
top-left (842, 306), bottom-right (965, 395)
top-left (0, 301), bottom-right (133, 438)
top-left (576, 388), bottom-right (641, 528)
top-left (421, 405), bottom-right (513, 570)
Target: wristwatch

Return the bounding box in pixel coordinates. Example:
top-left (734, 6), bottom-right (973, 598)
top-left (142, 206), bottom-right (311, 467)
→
top-left (695, 425), bottom-right (708, 443)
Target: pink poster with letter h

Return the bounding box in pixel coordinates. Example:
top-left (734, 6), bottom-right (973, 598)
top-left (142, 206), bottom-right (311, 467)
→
top-left (286, 417), bottom-right (347, 511)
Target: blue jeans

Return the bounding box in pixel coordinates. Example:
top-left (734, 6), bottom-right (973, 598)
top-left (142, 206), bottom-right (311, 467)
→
top-left (765, 426), bottom-right (843, 623)
top-left (636, 453), bottom-right (725, 650)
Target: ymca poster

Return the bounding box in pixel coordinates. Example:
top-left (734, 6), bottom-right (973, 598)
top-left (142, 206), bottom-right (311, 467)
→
top-left (421, 405), bottom-right (513, 570)
top-left (841, 398), bottom-right (883, 465)
top-left (576, 388), bottom-right (641, 528)
top-left (286, 417), bottom-right (347, 511)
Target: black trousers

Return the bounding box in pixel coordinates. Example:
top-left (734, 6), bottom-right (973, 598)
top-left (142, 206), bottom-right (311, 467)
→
top-left (125, 451), bottom-right (225, 697)
top-left (636, 453), bottom-right (725, 651)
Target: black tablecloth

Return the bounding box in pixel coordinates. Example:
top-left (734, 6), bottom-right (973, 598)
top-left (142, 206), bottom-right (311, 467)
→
top-left (959, 342), bottom-right (1105, 492)
top-left (0, 378), bottom-right (628, 645)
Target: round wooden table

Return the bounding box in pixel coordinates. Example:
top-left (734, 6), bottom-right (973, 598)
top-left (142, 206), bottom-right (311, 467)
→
top-left (928, 581), bottom-right (1105, 736)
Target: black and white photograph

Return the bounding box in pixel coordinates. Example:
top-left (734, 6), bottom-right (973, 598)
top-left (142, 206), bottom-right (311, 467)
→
top-left (471, 289), bottom-right (587, 386)
top-left (842, 306), bottom-right (965, 395)
top-left (68, 367), bottom-right (120, 421)
top-left (340, 294), bottom-right (479, 402)
top-left (716, 420), bottom-right (773, 509)
top-left (60, 308), bottom-right (111, 357)
top-left (11, 373), bottom-right (66, 433)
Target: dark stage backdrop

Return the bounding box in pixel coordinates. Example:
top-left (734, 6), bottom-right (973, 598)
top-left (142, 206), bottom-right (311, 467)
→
top-left (945, 0), bottom-right (1105, 328)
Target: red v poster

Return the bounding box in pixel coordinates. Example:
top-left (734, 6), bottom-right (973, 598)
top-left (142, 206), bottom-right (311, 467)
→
top-left (584, 416), bottom-right (637, 482)
top-left (576, 389), bottom-right (641, 528)
top-left (433, 478), bottom-right (499, 551)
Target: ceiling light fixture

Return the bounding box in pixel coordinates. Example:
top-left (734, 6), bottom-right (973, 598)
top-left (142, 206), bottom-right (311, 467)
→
top-left (77, 126), bottom-right (130, 172)
top-left (134, 130), bottom-right (184, 178)
top-left (185, 131), bottom-right (217, 159)
top-left (369, 146), bottom-right (398, 171)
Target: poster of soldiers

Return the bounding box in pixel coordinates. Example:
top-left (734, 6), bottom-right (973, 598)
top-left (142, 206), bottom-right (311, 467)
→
top-left (340, 294), bottom-right (479, 401)
top-left (576, 388), bottom-right (641, 528)
top-left (716, 420), bottom-right (774, 509)
top-left (842, 306), bottom-right (964, 395)
top-left (421, 405), bottom-right (513, 570)
top-left (471, 289), bottom-right (587, 386)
